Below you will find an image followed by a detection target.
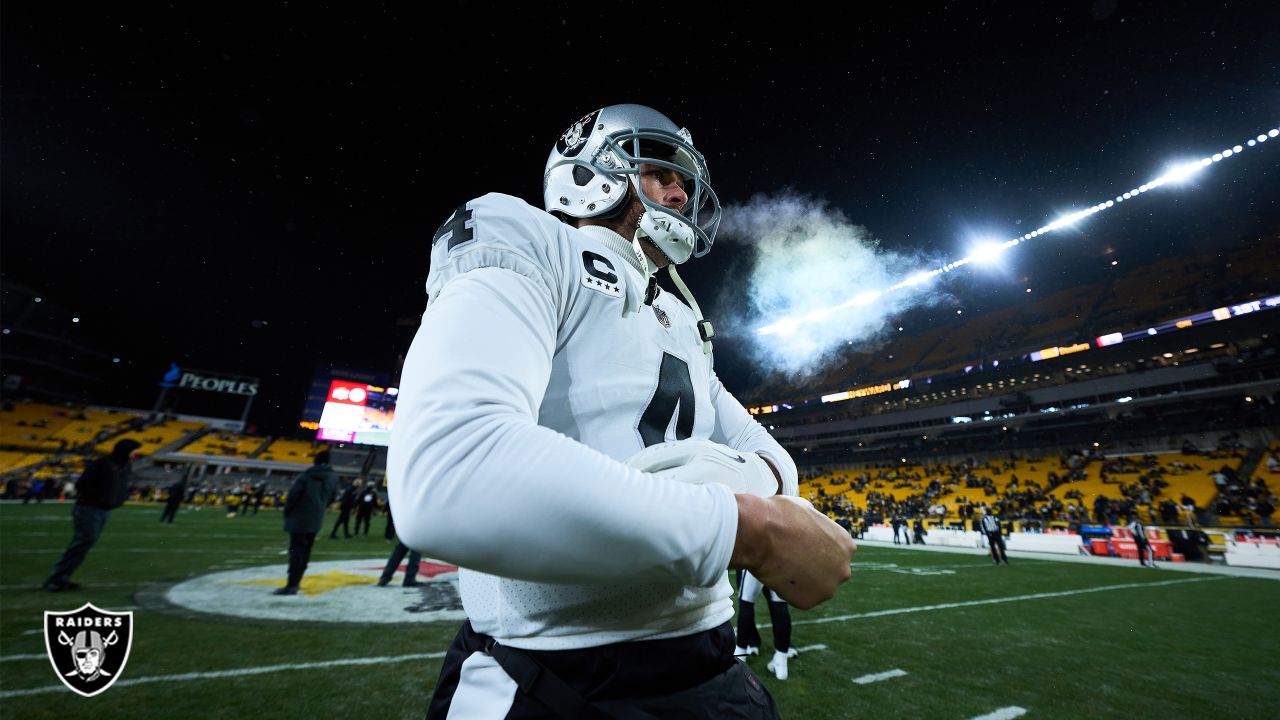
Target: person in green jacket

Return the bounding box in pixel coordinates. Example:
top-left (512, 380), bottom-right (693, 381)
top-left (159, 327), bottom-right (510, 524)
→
top-left (275, 450), bottom-right (338, 595)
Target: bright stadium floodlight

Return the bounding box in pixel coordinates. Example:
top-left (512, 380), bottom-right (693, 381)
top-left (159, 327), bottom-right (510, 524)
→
top-left (754, 122), bottom-right (1278, 336)
top-left (967, 240), bottom-right (1007, 266)
top-left (758, 317), bottom-right (800, 337)
top-left (894, 269), bottom-right (940, 290)
top-left (833, 290), bottom-right (883, 311)
top-left (1157, 160), bottom-right (1205, 185)
top-left (800, 308), bottom-right (833, 324)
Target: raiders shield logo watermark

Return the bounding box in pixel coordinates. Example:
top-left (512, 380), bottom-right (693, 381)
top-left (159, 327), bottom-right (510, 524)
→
top-left (44, 603), bottom-right (134, 697)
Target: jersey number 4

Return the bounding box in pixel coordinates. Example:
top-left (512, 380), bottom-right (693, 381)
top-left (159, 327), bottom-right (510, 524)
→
top-left (432, 204), bottom-right (476, 251)
top-left (638, 352), bottom-right (694, 447)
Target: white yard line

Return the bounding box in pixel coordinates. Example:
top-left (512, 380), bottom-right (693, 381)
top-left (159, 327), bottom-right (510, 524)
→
top-left (0, 651), bottom-right (449, 699)
top-left (853, 668), bottom-right (908, 684)
top-left (0, 654), bottom-right (47, 663)
top-left (761, 576), bottom-right (1222, 629)
top-left (5, 532), bottom-right (280, 539)
top-left (794, 643), bottom-right (827, 653)
top-left (969, 707), bottom-right (1028, 720)
top-left (0, 582), bottom-right (139, 590)
top-left (2, 548), bottom-right (279, 556)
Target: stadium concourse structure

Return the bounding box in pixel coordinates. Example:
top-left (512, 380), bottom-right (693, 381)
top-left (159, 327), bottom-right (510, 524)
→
top-left (743, 238), bottom-right (1279, 570)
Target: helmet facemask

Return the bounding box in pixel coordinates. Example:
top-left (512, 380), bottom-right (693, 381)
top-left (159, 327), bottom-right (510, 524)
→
top-left (543, 105), bottom-right (721, 266)
top-left (601, 129), bottom-right (721, 265)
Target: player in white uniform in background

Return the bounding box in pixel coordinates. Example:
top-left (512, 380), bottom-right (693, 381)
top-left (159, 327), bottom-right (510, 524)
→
top-left (389, 104), bottom-right (856, 718)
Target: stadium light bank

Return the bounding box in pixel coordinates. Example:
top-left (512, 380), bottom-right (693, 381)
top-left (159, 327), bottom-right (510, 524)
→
top-left (756, 126), bottom-right (1280, 337)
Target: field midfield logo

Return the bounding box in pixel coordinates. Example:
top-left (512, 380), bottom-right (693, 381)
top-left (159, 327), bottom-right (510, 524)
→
top-left (166, 558), bottom-right (464, 624)
top-left (44, 603), bottom-right (134, 697)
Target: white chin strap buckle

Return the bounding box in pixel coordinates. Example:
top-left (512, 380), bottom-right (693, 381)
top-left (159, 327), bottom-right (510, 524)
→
top-left (637, 210), bottom-right (695, 266)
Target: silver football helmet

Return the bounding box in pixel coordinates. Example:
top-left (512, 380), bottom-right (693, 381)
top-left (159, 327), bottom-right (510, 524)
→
top-left (543, 104), bottom-right (721, 265)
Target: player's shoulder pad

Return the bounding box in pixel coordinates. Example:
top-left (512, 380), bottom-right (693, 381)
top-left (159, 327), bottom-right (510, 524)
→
top-left (425, 193), bottom-right (568, 298)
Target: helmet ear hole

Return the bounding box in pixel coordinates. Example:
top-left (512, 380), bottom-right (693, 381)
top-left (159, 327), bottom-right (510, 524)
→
top-left (572, 165), bottom-right (594, 187)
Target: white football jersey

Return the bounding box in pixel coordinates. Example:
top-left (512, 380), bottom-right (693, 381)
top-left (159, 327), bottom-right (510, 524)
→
top-left (388, 193), bottom-right (797, 651)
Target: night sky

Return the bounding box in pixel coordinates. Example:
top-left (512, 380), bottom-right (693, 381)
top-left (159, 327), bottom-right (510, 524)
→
top-left (3, 2), bottom-right (1277, 435)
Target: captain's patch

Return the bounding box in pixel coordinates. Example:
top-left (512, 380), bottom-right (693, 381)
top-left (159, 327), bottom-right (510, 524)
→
top-left (581, 250), bottom-right (623, 298)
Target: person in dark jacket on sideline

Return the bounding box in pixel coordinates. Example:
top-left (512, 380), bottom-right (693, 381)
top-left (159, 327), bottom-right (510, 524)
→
top-left (275, 450), bottom-right (339, 595)
top-left (329, 478), bottom-right (361, 539)
top-left (43, 439), bottom-right (142, 592)
top-left (378, 511), bottom-right (423, 587)
top-left (353, 478), bottom-right (379, 537)
top-left (160, 476), bottom-right (187, 524)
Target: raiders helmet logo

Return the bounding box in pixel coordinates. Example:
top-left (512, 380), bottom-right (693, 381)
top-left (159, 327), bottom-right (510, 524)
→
top-left (556, 109), bottom-right (601, 158)
top-left (44, 603), bottom-right (134, 697)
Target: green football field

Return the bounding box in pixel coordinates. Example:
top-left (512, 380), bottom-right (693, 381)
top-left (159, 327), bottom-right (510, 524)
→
top-left (2, 502), bottom-right (1277, 719)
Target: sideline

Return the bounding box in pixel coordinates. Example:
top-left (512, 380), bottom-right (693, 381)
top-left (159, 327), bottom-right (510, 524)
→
top-left (854, 539), bottom-right (1280, 580)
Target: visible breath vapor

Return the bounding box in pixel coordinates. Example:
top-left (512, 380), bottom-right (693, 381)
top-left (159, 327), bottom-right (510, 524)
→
top-left (717, 191), bottom-right (949, 380)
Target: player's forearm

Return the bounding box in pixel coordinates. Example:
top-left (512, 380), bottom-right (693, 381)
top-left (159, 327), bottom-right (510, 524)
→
top-left (388, 408), bottom-right (738, 587)
top-left (728, 493), bottom-right (776, 570)
top-left (727, 492), bottom-right (856, 609)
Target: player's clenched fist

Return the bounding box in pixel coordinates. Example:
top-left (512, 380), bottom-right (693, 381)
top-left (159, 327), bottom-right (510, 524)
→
top-left (730, 494), bottom-right (856, 610)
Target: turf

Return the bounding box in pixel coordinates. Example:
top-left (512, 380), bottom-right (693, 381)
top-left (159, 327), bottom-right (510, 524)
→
top-left (2, 503), bottom-right (1277, 719)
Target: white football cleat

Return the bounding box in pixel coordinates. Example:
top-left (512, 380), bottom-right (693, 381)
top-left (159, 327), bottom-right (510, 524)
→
top-left (785, 647), bottom-right (798, 658)
top-left (735, 644), bottom-right (759, 660)
top-left (767, 650), bottom-right (789, 680)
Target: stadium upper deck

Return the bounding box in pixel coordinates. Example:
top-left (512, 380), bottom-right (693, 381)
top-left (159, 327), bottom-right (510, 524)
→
top-left (744, 237), bottom-right (1277, 415)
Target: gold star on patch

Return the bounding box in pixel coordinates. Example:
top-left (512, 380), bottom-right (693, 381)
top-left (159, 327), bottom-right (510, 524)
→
top-left (238, 571), bottom-right (377, 596)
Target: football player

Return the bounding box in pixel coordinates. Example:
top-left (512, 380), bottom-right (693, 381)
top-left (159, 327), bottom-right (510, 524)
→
top-left (389, 104), bottom-right (856, 717)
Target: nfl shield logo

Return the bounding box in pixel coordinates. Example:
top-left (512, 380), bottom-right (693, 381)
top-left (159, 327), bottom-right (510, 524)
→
top-left (44, 603), bottom-right (134, 697)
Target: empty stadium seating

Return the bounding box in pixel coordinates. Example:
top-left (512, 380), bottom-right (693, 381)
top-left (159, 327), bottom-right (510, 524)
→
top-left (99, 418), bottom-right (209, 456)
top-left (0, 451), bottom-right (50, 474)
top-left (0, 402), bottom-right (79, 450)
top-left (177, 432), bottom-right (269, 458)
top-left (259, 437), bottom-right (326, 462)
top-left (47, 407), bottom-right (141, 447)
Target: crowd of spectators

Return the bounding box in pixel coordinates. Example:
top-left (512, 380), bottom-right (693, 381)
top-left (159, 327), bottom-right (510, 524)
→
top-left (1211, 466), bottom-right (1275, 527)
top-left (805, 440), bottom-right (1278, 532)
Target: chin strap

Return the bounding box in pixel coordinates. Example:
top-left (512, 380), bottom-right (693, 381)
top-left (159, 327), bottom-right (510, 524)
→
top-left (666, 264), bottom-right (715, 356)
top-left (629, 236), bottom-right (660, 277)
top-left (630, 228), bottom-right (714, 356)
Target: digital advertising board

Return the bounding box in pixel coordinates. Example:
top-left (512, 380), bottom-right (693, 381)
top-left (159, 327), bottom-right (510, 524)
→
top-left (315, 379), bottom-right (397, 446)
